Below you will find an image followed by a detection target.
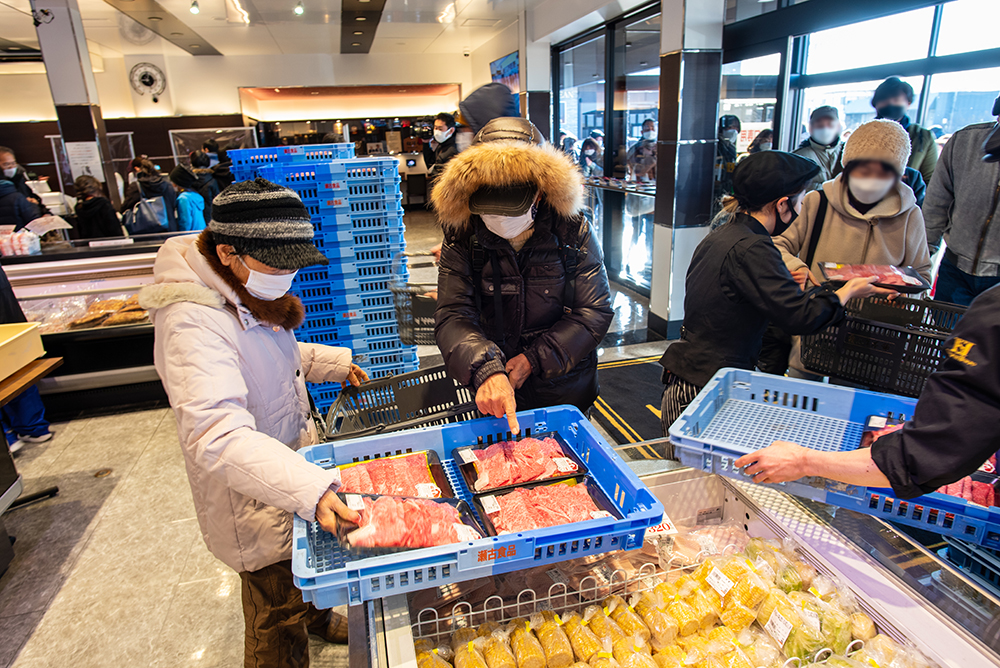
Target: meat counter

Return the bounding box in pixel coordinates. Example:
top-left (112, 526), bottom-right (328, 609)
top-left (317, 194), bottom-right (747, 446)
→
top-left (347, 460), bottom-right (1000, 668)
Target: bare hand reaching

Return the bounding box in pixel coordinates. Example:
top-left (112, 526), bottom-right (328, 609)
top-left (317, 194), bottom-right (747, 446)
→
top-left (340, 364), bottom-right (370, 390)
top-left (790, 267), bottom-right (820, 290)
top-left (315, 488), bottom-right (360, 535)
top-left (475, 373), bottom-right (520, 434)
top-left (504, 354), bottom-right (533, 390)
top-left (734, 441), bottom-right (810, 483)
top-left (835, 276), bottom-right (898, 304)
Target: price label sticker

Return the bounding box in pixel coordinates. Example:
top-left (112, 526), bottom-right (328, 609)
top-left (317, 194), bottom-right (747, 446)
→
top-left (868, 416), bottom-right (888, 429)
top-left (345, 494), bottom-right (365, 511)
top-left (481, 495), bottom-right (501, 514)
top-left (705, 566), bottom-right (735, 597)
top-left (454, 524), bottom-right (482, 542)
top-left (590, 510), bottom-right (613, 520)
top-left (754, 556), bottom-right (775, 580)
top-left (644, 513), bottom-right (678, 537)
top-left (546, 568), bottom-right (568, 586)
top-left (553, 457), bottom-right (578, 473)
top-left (696, 534), bottom-right (719, 555)
top-left (764, 609), bottom-right (793, 646)
top-left (416, 483), bottom-right (442, 498)
top-left (459, 448), bottom-right (478, 464)
top-left (800, 606), bottom-right (821, 632)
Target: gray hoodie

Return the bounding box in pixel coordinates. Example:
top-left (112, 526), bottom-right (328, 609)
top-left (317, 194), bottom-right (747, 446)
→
top-left (923, 122), bottom-right (1000, 277)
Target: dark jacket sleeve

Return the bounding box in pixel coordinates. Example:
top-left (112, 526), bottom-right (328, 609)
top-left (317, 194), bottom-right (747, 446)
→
top-left (434, 238), bottom-right (506, 390)
top-left (871, 287), bottom-right (1000, 499)
top-left (725, 238), bottom-right (844, 335)
top-left (14, 195), bottom-right (41, 230)
top-left (95, 199), bottom-right (123, 237)
top-left (522, 221), bottom-right (614, 379)
top-left (422, 142), bottom-right (437, 168)
top-left (120, 182), bottom-right (140, 213)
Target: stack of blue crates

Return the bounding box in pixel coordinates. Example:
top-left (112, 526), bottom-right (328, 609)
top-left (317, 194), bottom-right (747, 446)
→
top-left (228, 144), bottom-right (419, 413)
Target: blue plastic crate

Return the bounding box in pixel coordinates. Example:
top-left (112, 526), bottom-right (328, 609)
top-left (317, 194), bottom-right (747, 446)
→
top-left (313, 211), bottom-right (405, 235)
top-left (318, 228), bottom-right (405, 250)
top-left (296, 292), bottom-right (363, 317)
top-left (942, 538), bottom-right (1000, 597)
top-left (297, 320), bottom-right (366, 343)
top-left (364, 346), bottom-right (419, 368)
top-left (294, 278), bottom-right (360, 301)
top-left (669, 368), bottom-right (1000, 549)
top-left (314, 191), bottom-right (404, 217)
top-left (229, 143), bottom-right (356, 169)
top-left (292, 405), bottom-right (664, 607)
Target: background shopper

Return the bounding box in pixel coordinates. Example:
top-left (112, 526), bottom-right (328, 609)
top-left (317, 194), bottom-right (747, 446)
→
top-left (73, 175), bottom-right (124, 239)
top-left (746, 129), bottom-right (773, 154)
top-left (773, 119), bottom-right (932, 378)
top-left (139, 178), bottom-right (367, 666)
top-left (872, 76), bottom-right (938, 184)
top-left (0, 175), bottom-right (42, 230)
top-left (924, 96), bottom-right (1000, 306)
top-left (190, 150), bottom-right (221, 224)
top-left (627, 119), bottom-right (657, 182)
top-left (203, 138), bottom-right (236, 189)
top-left (794, 106), bottom-right (844, 191)
top-left (0, 146), bottom-right (45, 208)
top-left (423, 112), bottom-right (460, 187)
top-left (121, 157), bottom-right (178, 231)
top-left (169, 164), bottom-right (207, 232)
top-left (715, 115), bottom-right (741, 199)
top-left (433, 118), bottom-right (613, 433)
top-left (659, 151), bottom-right (892, 442)
top-left (579, 137), bottom-right (603, 177)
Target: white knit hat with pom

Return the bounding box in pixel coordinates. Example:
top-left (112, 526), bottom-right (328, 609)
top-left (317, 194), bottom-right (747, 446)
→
top-left (841, 119), bottom-right (911, 175)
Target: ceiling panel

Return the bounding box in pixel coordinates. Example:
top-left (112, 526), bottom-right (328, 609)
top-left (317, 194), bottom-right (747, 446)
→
top-left (368, 36), bottom-right (438, 53)
top-left (374, 22), bottom-right (444, 39)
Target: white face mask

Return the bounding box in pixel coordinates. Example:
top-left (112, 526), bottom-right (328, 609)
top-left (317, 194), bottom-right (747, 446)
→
top-left (849, 177), bottom-right (895, 205)
top-left (238, 256), bottom-right (297, 301)
top-left (723, 129), bottom-right (739, 143)
top-left (642, 130), bottom-right (656, 141)
top-left (481, 206), bottom-right (536, 240)
top-left (2, 167), bottom-right (16, 179)
top-left (811, 127), bottom-right (839, 146)
top-left (433, 128), bottom-right (453, 144)
top-left (757, 143), bottom-right (772, 151)
top-left (584, 149), bottom-right (596, 156)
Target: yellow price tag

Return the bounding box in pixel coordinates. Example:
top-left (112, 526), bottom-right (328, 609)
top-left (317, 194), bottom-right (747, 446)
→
top-left (809, 586), bottom-right (821, 597)
top-left (555, 614), bottom-right (562, 625)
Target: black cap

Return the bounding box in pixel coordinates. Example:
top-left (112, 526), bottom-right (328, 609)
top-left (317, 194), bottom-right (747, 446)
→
top-left (872, 77), bottom-right (914, 106)
top-left (468, 117), bottom-right (544, 216)
top-left (590, 129), bottom-right (605, 138)
top-left (731, 151), bottom-right (820, 210)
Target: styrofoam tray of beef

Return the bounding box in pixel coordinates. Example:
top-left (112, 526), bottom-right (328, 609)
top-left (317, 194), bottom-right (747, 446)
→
top-left (472, 477), bottom-right (619, 536)
top-left (452, 431), bottom-right (587, 494)
top-left (338, 450), bottom-right (453, 498)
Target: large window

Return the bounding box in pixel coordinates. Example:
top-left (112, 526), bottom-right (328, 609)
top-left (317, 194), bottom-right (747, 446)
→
top-left (923, 67), bottom-right (1000, 138)
top-left (936, 0), bottom-right (1000, 57)
top-left (721, 53), bottom-right (780, 151)
top-left (800, 76), bottom-right (922, 142)
top-left (557, 36), bottom-right (606, 149)
top-left (804, 8), bottom-right (935, 75)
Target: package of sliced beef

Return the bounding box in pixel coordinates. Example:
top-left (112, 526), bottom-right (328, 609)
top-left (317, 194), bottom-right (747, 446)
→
top-left (453, 432), bottom-right (587, 493)
top-left (818, 263), bottom-right (930, 294)
top-left (335, 494), bottom-right (486, 555)
top-left (473, 477), bottom-right (619, 536)
top-left (337, 450), bottom-right (453, 498)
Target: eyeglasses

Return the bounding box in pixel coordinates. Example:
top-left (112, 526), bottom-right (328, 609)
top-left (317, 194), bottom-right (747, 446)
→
top-left (0, 158), bottom-right (15, 169)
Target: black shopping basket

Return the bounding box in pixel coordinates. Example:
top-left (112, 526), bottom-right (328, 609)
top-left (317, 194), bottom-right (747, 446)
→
top-left (390, 251), bottom-right (438, 346)
top-left (324, 364), bottom-right (478, 441)
top-left (800, 295), bottom-right (967, 398)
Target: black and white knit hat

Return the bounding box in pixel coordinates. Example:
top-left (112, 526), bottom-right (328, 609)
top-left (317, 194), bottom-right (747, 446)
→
top-left (208, 178), bottom-right (327, 270)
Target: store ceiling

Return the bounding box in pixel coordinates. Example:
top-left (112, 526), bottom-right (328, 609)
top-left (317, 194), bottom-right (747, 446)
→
top-left (0, 0), bottom-right (524, 60)
top-left (242, 83), bottom-right (461, 100)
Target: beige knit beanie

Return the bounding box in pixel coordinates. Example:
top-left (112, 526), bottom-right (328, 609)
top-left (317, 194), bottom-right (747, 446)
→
top-left (841, 119), bottom-right (911, 174)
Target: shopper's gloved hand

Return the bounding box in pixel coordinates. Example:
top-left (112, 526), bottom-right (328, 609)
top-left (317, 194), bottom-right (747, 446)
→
top-left (476, 373), bottom-right (520, 435)
top-left (505, 354), bottom-right (533, 390)
top-left (315, 488), bottom-right (361, 535)
top-left (340, 364), bottom-right (370, 390)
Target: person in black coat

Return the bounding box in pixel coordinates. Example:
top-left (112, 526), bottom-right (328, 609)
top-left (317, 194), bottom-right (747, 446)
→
top-left (432, 118), bottom-right (614, 433)
top-left (190, 150), bottom-right (221, 223)
top-left (0, 146), bottom-right (46, 212)
top-left (423, 112), bottom-right (460, 185)
top-left (658, 152), bottom-right (893, 443)
top-left (74, 175), bottom-right (123, 239)
top-left (202, 139), bottom-right (236, 189)
top-left (736, 284), bottom-right (1000, 499)
top-left (0, 178), bottom-right (42, 230)
top-left (121, 157), bottom-right (178, 230)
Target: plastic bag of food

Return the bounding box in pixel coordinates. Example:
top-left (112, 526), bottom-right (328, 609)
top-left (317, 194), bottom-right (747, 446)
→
top-left (508, 618), bottom-right (546, 668)
top-left (824, 656), bottom-right (869, 668)
top-left (820, 600), bottom-right (853, 654)
top-left (477, 631), bottom-right (516, 668)
top-left (656, 522), bottom-right (750, 569)
top-left (617, 634), bottom-right (658, 668)
top-left (652, 645), bottom-right (685, 668)
top-left (708, 626), bottom-right (737, 647)
top-left (584, 605), bottom-right (626, 642)
top-left (590, 636), bottom-right (619, 668)
top-left (852, 634), bottom-right (899, 668)
top-left (606, 595), bottom-right (652, 644)
top-left (850, 612), bottom-right (876, 641)
top-left (719, 600), bottom-right (755, 633)
top-left (453, 627), bottom-right (479, 652)
top-left (563, 611), bottom-right (603, 663)
top-left (667, 599), bottom-right (700, 637)
top-left (809, 574), bottom-right (837, 602)
top-left (737, 627), bottom-right (782, 668)
top-left (724, 648), bottom-right (754, 668)
top-left (478, 621), bottom-right (502, 638)
top-left (416, 644), bottom-right (454, 668)
top-left (455, 639), bottom-right (488, 668)
top-left (530, 611), bottom-right (575, 668)
top-left (724, 571), bottom-right (768, 610)
top-left (686, 589), bottom-right (720, 631)
top-left (631, 591), bottom-right (678, 650)
top-left (654, 579), bottom-right (678, 603)
top-left (886, 645), bottom-right (932, 668)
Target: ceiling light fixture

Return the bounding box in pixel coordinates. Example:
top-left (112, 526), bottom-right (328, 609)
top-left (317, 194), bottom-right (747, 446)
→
top-left (149, 15), bottom-right (163, 21)
top-left (294, 1), bottom-right (304, 15)
top-left (230, 0), bottom-right (250, 24)
top-left (437, 2), bottom-right (456, 23)
top-left (351, 42), bottom-right (361, 46)
top-left (274, 88), bottom-right (280, 92)
top-left (190, 44), bottom-right (200, 48)
top-left (353, 30), bottom-right (363, 35)
top-left (355, 16), bottom-right (366, 21)
top-left (311, 91), bottom-right (319, 95)
top-left (190, 0), bottom-right (199, 14)
top-left (171, 31), bottom-right (183, 36)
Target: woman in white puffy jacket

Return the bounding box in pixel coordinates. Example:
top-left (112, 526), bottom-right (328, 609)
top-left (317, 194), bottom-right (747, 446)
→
top-left (139, 178), bottom-right (367, 666)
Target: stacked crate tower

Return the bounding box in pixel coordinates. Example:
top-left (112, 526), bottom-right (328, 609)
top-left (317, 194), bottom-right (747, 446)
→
top-left (227, 143), bottom-right (419, 413)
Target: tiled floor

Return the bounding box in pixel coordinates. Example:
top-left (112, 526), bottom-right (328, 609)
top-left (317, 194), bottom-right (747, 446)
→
top-left (0, 207), bottom-right (667, 667)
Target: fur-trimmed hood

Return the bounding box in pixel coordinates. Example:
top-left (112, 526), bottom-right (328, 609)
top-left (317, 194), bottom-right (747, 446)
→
top-left (138, 231), bottom-right (305, 330)
top-left (431, 139), bottom-right (584, 232)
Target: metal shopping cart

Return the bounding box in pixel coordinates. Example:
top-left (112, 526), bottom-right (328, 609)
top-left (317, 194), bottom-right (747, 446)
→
top-left (390, 251), bottom-right (438, 346)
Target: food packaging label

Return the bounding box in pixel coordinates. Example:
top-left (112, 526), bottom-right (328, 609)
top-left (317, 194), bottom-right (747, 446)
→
top-left (454, 524), bottom-right (481, 542)
top-left (644, 513), bottom-right (678, 537)
top-left (764, 609), bottom-right (793, 646)
top-left (553, 457), bottom-right (578, 473)
top-left (459, 448), bottom-right (477, 464)
top-left (590, 510), bottom-right (613, 520)
top-left (868, 416), bottom-right (888, 429)
top-left (705, 566), bottom-right (735, 597)
top-left (546, 568), bottom-right (569, 586)
top-left (416, 483), bottom-right (442, 498)
top-left (696, 534), bottom-right (719, 555)
top-left (753, 556), bottom-right (776, 580)
top-left (345, 494), bottom-right (365, 511)
top-left (481, 495), bottom-right (501, 514)
top-left (696, 505), bottom-right (724, 523)
top-left (799, 607), bottom-right (821, 632)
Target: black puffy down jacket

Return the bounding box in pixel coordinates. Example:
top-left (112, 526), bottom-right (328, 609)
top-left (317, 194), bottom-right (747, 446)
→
top-left (433, 137), bottom-right (613, 412)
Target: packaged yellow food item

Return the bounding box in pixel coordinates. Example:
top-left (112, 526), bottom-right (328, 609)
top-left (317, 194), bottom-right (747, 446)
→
top-left (531, 611), bottom-right (575, 668)
top-left (674, 575), bottom-right (699, 599)
top-left (569, 663), bottom-right (590, 668)
top-left (478, 621), bottom-right (502, 638)
top-left (724, 571), bottom-right (768, 610)
top-left (724, 648), bottom-right (754, 668)
top-left (590, 636), bottom-right (618, 668)
top-left (667, 600), bottom-right (699, 636)
top-left (755, 589), bottom-right (801, 629)
top-left (415, 639), bottom-right (435, 655)
top-left (652, 645), bottom-right (685, 668)
top-left (563, 611), bottom-right (603, 663)
top-left (631, 592), bottom-right (678, 650)
top-left (718, 557), bottom-right (754, 583)
top-left (654, 580), bottom-right (678, 603)
top-left (719, 600), bottom-right (755, 633)
top-left (454, 640), bottom-right (488, 668)
top-left (686, 589), bottom-right (719, 630)
top-left (584, 605), bottom-right (626, 642)
top-left (700, 653), bottom-right (727, 668)
top-left (707, 626), bottom-right (736, 646)
top-left (852, 633), bottom-right (899, 668)
top-left (850, 612), bottom-right (876, 641)
top-left (416, 642), bottom-right (454, 668)
top-left (508, 618), bottom-right (546, 668)
top-left (478, 631), bottom-right (516, 668)
top-left (618, 634), bottom-right (658, 668)
top-left (605, 595), bottom-right (651, 644)
top-left (794, 560), bottom-right (817, 589)
top-left (452, 628), bottom-right (479, 652)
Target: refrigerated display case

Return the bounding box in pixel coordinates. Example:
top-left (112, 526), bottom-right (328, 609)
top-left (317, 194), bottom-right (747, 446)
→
top-left (347, 462), bottom-right (1000, 668)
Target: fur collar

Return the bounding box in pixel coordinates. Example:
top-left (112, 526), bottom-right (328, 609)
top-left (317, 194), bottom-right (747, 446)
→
top-left (194, 234), bottom-right (305, 330)
top-left (139, 282), bottom-right (226, 311)
top-left (431, 139), bottom-right (584, 232)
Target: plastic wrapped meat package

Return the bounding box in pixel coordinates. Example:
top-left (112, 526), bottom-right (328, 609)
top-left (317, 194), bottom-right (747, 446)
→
top-left (461, 435), bottom-right (580, 491)
top-left (339, 495), bottom-right (481, 550)
top-left (479, 480), bottom-right (607, 534)
top-left (20, 292), bottom-right (148, 333)
top-left (338, 451), bottom-right (447, 498)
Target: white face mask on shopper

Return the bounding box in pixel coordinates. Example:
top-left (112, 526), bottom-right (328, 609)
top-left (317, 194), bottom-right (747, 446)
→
top-left (2, 167), bottom-right (15, 179)
top-left (433, 128), bottom-right (453, 144)
top-left (811, 127), bottom-right (838, 146)
top-left (848, 177), bottom-right (895, 205)
top-left (481, 206), bottom-right (536, 240)
top-left (642, 130), bottom-right (656, 141)
top-left (723, 129), bottom-right (739, 143)
top-left (237, 256), bottom-right (297, 301)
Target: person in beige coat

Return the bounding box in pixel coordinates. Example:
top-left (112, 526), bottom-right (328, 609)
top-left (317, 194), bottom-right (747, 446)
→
top-left (139, 178), bottom-right (367, 667)
top-left (773, 119), bottom-right (932, 377)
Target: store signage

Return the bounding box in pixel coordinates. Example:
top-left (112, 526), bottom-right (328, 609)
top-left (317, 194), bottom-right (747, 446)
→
top-left (66, 141), bottom-right (105, 182)
top-left (477, 545), bottom-right (516, 562)
top-left (88, 238), bottom-right (134, 247)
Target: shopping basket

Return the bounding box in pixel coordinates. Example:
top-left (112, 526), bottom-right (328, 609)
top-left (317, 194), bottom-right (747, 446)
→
top-left (389, 251), bottom-right (438, 346)
top-left (800, 295), bottom-right (967, 397)
top-left (324, 364), bottom-right (476, 441)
